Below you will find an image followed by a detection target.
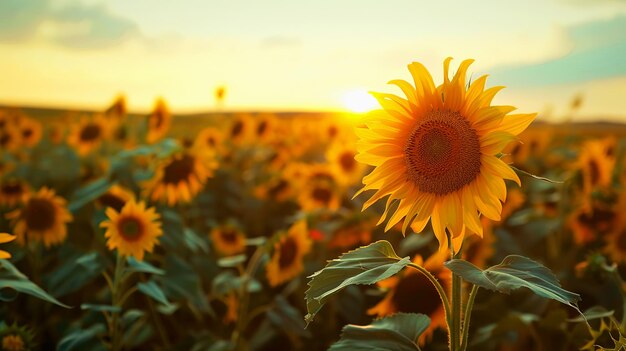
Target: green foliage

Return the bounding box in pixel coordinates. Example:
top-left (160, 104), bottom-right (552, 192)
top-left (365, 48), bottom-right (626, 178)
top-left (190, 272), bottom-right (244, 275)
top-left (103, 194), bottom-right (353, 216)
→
top-left (304, 240), bottom-right (410, 325)
top-left (445, 255), bottom-right (581, 311)
top-left (0, 259), bottom-right (70, 308)
top-left (328, 313), bottom-right (431, 351)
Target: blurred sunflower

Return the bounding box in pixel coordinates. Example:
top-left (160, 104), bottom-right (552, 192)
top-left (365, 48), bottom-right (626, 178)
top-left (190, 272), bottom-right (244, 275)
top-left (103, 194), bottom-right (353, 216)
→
top-left (100, 199), bottom-right (162, 261)
top-left (504, 128), bottom-right (550, 167)
top-left (6, 187), bottom-right (73, 247)
top-left (145, 151), bottom-right (216, 206)
top-left (0, 233), bottom-right (16, 259)
top-left (146, 98), bottom-right (171, 143)
top-left (17, 117), bottom-right (42, 148)
top-left (105, 95), bottom-right (127, 119)
top-left (254, 113), bottom-right (276, 142)
top-left (229, 114), bottom-right (253, 145)
top-left (210, 223), bottom-right (246, 256)
top-left (326, 142), bottom-right (366, 186)
top-left (298, 179), bottom-right (341, 211)
top-left (500, 188), bottom-right (526, 221)
top-left (0, 127), bottom-right (22, 153)
top-left (462, 217), bottom-right (495, 268)
top-left (0, 323), bottom-right (35, 351)
top-left (95, 184), bottom-right (134, 212)
top-left (254, 177), bottom-right (294, 202)
top-left (328, 218), bottom-right (375, 249)
top-left (578, 139), bottom-right (615, 198)
top-left (266, 220), bottom-right (311, 287)
top-left (369, 251), bottom-right (451, 343)
top-left (0, 180), bottom-right (30, 208)
top-left (569, 204), bottom-right (616, 245)
top-left (356, 58), bottom-right (535, 251)
top-left (67, 115), bottom-right (110, 156)
top-left (193, 127), bottom-right (224, 155)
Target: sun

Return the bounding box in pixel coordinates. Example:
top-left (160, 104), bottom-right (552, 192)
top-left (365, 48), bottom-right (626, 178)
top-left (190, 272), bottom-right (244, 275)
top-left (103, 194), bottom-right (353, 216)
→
top-left (341, 89), bottom-right (378, 113)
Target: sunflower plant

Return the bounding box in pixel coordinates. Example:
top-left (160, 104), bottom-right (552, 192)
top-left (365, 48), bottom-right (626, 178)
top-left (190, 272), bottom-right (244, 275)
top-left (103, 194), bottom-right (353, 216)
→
top-left (304, 58), bottom-right (583, 351)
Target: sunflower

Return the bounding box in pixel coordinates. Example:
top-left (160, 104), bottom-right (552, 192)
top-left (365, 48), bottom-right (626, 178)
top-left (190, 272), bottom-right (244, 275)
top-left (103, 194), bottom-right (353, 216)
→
top-left (228, 114), bottom-right (253, 145)
top-left (95, 184), bottom-right (134, 212)
top-left (298, 179), bottom-right (341, 211)
top-left (254, 176), bottom-right (294, 202)
top-left (328, 218), bottom-right (375, 249)
top-left (6, 187), bottom-right (73, 247)
top-left (577, 139), bottom-right (615, 199)
top-left (210, 223), bottom-right (246, 256)
top-left (146, 98), bottom-right (171, 143)
top-left (0, 126), bottom-right (21, 153)
top-left (0, 233), bottom-right (16, 259)
top-left (145, 151), bottom-right (217, 206)
top-left (369, 251), bottom-right (451, 343)
top-left (462, 217), bottom-right (495, 268)
top-left (254, 113), bottom-right (276, 142)
top-left (17, 117), bottom-right (42, 148)
top-left (326, 141), bottom-right (366, 186)
top-left (355, 58), bottom-right (536, 251)
top-left (193, 127), bottom-right (224, 155)
top-left (67, 115), bottom-right (110, 156)
top-left (500, 188), bottom-right (526, 221)
top-left (569, 204), bottom-right (616, 245)
top-left (0, 323), bottom-right (35, 351)
top-left (266, 220), bottom-right (312, 287)
top-left (0, 180), bottom-right (30, 208)
top-left (504, 128), bottom-right (550, 167)
top-left (105, 95), bottom-right (127, 118)
top-left (100, 199), bottom-right (162, 261)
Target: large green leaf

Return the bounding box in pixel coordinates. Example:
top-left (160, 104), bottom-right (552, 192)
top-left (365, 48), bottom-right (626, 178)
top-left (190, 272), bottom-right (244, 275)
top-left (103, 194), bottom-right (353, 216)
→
top-left (58, 324), bottom-right (107, 351)
top-left (329, 313), bottom-right (430, 351)
top-left (0, 259), bottom-right (70, 308)
top-left (304, 240), bottom-right (410, 325)
top-left (137, 280), bottom-right (172, 307)
top-left (444, 255), bottom-right (581, 310)
top-left (68, 177), bottom-right (111, 212)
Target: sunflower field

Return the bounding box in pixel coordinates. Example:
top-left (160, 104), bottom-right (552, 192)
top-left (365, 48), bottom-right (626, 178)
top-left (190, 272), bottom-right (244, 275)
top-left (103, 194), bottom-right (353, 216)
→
top-left (1, 59), bottom-right (626, 351)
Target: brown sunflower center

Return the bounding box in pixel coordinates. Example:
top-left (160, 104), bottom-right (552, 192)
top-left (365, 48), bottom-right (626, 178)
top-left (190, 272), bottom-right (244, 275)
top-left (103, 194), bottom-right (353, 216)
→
top-left (339, 152), bottom-right (356, 172)
top-left (162, 155), bottom-right (195, 184)
top-left (577, 208), bottom-right (615, 232)
top-left (206, 136), bottom-right (216, 147)
top-left (0, 133), bottom-right (11, 146)
top-left (405, 110), bottom-right (481, 195)
top-left (588, 159), bottom-right (600, 186)
top-left (220, 229), bottom-right (239, 244)
top-left (278, 237), bottom-right (298, 269)
top-left (117, 216), bottom-right (144, 241)
top-left (311, 187), bottom-right (332, 204)
top-left (24, 198), bottom-right (56, 231)
top-left (22, 128), bottom-right (33, 139)
top-left (257, 121), bottom-right (268, 136)
top-left (391, 271), bottom-right (441, 316)
top-left (79, 124), bottom-right (102, 141)
top-left (98, 194), bottom-right (126, 212)
top-left (231, 121), bottom-right (243, 138)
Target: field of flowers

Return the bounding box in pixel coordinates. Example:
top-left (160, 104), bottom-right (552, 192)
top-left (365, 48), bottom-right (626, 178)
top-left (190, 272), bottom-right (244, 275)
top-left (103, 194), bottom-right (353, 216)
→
top-left (1, 59), bottom-right (626, 351)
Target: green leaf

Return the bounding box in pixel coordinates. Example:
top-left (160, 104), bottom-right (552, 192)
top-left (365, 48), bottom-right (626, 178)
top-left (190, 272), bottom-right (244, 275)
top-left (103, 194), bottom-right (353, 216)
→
top-left (58, 324), bottom-right (107, 351)
top-left (304, 240), bottom-right (410, 325)
top-left (267, 296), bottom-right (310, 337)
top-left (125, 257), bottom-right (165, 275)
top-left (137, 281), bottom-right (172, 307)
top-left (0, 259), bottom-right (70, 308)
top-left (45, 252), bottom-right (104, 297)
top-left (217, 255), bottom-right (247, 268)
top-left (329, 313), bottom-right (430, 351)
top-left (444, 256), bottom-right (581, 311)
top-left (68, 177), bottom-right (111, 212)
top-left (211, 271), bottom-right (261, 296)
top-left (568, 306), bottom-right (614, 322)
top-left (81, 304), bottom-right (121, 313)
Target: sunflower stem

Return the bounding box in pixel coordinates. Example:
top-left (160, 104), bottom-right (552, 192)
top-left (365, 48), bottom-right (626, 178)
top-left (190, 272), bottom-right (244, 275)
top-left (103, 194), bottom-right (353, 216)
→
top-left (232, 245), bottom-right (265, 350)
top-left (110, 253), bottom-right (126, 351)
top-left (450, 236), bottom-right (463, 351)
top-left (407, 262), bottom-right (452, 336)
top-left (460, 285), bottom-right (479, 351)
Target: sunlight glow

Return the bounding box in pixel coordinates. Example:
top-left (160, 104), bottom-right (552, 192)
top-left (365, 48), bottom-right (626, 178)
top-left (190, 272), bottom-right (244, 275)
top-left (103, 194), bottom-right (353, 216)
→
top-left (341, 90), bottom-right (378, 113)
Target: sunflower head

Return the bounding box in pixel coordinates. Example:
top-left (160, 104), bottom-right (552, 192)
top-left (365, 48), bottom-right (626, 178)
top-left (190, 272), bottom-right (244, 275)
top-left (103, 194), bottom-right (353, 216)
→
top-left (210, 223), bottom-right (246, 256)
top-left (297, 167), bottom-right (341, 211)
top-left (266, 220), bottom-right (312, 287)
top-left (100, 199), bottom-right (162, 261)
top-left (0, 323), bottom-right (35, 351)
top-left (67, 115), bottom-right (110, 156)
top-left (145, 151), bottom-right (217, 206)
top-left (0, 180), bottom-right (30, 208)
top-left (326, 141), bottom-right (366, 186)
top-left (228, 114), bottom-right (253, 145)
top-left (95, 184), bottom-right (134, 212)
top-left (193, 127), bottom-right (224, 155)
top-left (577, 138), bottom-right (615, 197)
top-left (6, 187), bottom-right (73, 247)
top-left (569, 204), bottom-right (616, 245)
top-left (105, 95), bottom-right (127, 118)
top-left (356, 58), bottom-right (536, 251)
top-left (0, 126), bottom-right (22, 153)
top-left (0, 233), bottom-right (16, 259)
top-left (254, 177), bottom-right (294, 202)
top-left (146, 98), bottom-right (171, 143)
top-left (17, 118), bottom-right (42, 148)
top-left (254, 113), bottom-right (276, 142)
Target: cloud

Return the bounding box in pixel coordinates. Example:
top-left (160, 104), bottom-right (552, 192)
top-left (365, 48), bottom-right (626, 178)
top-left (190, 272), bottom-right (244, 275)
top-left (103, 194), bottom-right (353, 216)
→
top-left (0, 0), bottom-right (140, 49)
top-left (489, 15), bottom-right (626, 87)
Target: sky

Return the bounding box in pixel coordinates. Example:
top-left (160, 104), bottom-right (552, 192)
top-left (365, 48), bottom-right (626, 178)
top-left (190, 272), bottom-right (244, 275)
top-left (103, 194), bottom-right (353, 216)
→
top-left (0, 0), bottom-right (625, 120)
